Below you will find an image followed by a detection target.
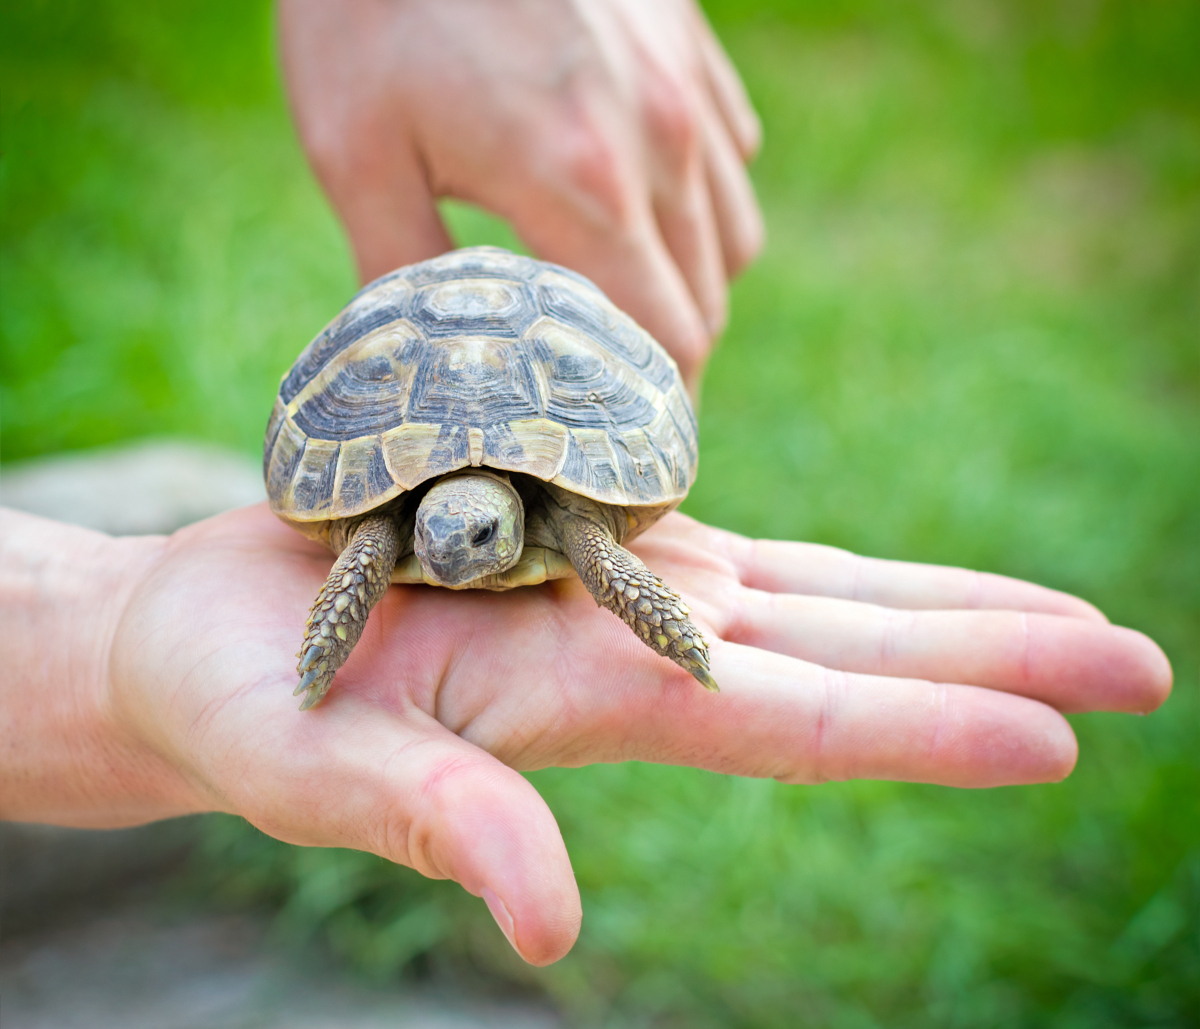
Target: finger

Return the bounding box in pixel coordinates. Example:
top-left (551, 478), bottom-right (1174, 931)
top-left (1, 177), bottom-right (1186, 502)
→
top-left (221, 697), bottom-right (580, 966)
top-left (651, 153), bottom-right (729, 337)
top-left (553, 637), bottom-right (1079, 789)
top-left (745, 540), bottom-right (1109, 621)
top-left (509, 191), bottom-right (712, 388)
top-left (664, 520), bottom-right (1111, 622)
top-left (396, 578), bottom-right (1080, 789)
top-left (314, 140), bottom-right (454, 285)
top-left (719, 591), bottom-right (1173, 713)
top-left (635, 58), bottom-right (729, 337)
top-left (279, 0), bottom-right (454, 283)
top-left (701, 106), bottom-right (764, 277)
top-left (690, 4), bottom-right (761, 158)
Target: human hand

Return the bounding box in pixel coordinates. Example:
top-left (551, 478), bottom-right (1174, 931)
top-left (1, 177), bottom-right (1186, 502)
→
top-left (279, 0), bottom-right (764, 388)
top-left (1, 505), bottom-right (1170, 965)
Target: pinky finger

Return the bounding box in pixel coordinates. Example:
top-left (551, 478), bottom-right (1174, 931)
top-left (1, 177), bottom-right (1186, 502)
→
top-left (702, 108), bottom-right (764, 277)
top-left (691, 4), bottom-right (762, 159)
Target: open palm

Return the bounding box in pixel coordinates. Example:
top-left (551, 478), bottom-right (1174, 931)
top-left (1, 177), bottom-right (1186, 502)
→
top-left (109, 503), bottom-right (1170, 964)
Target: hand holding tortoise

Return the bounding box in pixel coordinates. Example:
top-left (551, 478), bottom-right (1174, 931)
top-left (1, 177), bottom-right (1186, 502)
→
top-left (0, 499), bottom-right (1170, 965)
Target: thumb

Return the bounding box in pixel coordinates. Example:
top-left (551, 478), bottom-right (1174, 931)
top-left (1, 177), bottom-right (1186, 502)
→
top-left (252, 703), bottom-right (582, 966)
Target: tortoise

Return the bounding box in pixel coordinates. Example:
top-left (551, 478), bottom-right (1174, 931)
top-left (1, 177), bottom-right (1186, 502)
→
top-left (264, 246), bottom-right (717, 710)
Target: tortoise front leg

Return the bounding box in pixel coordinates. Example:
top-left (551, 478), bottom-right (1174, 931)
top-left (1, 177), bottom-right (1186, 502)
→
top-left (555, 511), bottom-right (719, 692)
top-left (295, 513), bottom-right (401, 710)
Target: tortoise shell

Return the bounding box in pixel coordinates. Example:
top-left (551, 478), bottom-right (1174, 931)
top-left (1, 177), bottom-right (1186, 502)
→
top-left (264, 246), bottom-right (699, 546)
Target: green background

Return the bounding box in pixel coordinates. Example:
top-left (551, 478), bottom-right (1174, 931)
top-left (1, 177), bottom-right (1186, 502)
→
top-left (2, 1), bottom-right (1197, 1024)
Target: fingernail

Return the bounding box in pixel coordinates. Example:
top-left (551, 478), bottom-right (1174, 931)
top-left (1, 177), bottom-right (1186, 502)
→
top-left (482, 887), bottom-right (516, 950)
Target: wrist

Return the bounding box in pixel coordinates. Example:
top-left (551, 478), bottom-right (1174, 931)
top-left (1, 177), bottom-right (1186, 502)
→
top-left (0, 509), bottom-right (201, 826)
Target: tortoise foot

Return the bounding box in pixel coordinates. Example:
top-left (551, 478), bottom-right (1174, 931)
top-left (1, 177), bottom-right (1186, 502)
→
top-left (295, 513), bottom-right (400, 710)
top-left (560, 514), bottom-right (718, 692)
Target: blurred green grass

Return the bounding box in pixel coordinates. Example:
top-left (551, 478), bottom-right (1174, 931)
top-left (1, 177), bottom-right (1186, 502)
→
top-left (2, 1), bottom-right (1198, 1025)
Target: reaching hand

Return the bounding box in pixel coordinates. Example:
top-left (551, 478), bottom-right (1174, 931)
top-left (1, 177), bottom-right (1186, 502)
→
top-left (1, 504), bottom-right (1169, 965)
top-left (279, 0), bottom-right (764, 388)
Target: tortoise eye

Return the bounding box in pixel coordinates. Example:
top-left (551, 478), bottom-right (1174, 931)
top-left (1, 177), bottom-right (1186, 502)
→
top-left (472, 523), bottom-right (496, 547)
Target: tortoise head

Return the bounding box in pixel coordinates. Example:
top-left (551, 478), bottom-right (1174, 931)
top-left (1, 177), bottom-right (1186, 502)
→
top-left (414, 471), bottom-right (524, 587)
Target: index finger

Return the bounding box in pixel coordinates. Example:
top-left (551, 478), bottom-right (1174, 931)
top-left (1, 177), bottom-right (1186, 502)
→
top-left (736, 539), bottom-right (1109, 622)
top-left (457, 629), bottom-right (1080, 790)
top-left (648, 516), bottom-right (1109, 621)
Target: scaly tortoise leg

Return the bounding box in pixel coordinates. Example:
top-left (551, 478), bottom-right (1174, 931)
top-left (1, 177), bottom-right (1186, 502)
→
top-left (558, 513), bottom-right (719, 692)
top-left (295, 513), bottom-right (401, 710)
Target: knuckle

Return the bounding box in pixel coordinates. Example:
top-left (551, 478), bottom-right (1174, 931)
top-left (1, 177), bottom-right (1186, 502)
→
top-left (546, 124), bottom-right (637, 227)
top-left (300, 116), bottom-right (375, 191)
top-left (642, 75), bottom-right (700, 167)
top-left (292, 95), bottom-right (359, 170)
top-left (383, 750), bottom-right (481, 879)
top-left (373, 796), bottom-right (416, 870)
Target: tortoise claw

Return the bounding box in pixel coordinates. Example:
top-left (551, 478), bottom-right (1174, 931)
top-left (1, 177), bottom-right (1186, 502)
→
top-left (298, 688), bottom-right (324, 711)
top-left (686, 654), bottom-right (720, 693)
top-left (298, 645), bottom-right (323, 674)
top-left (294, 667), bottom-right (321, 696)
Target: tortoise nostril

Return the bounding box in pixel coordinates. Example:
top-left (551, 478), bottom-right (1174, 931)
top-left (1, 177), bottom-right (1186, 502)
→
top-left (471, 522), bottom-right (497, 547)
